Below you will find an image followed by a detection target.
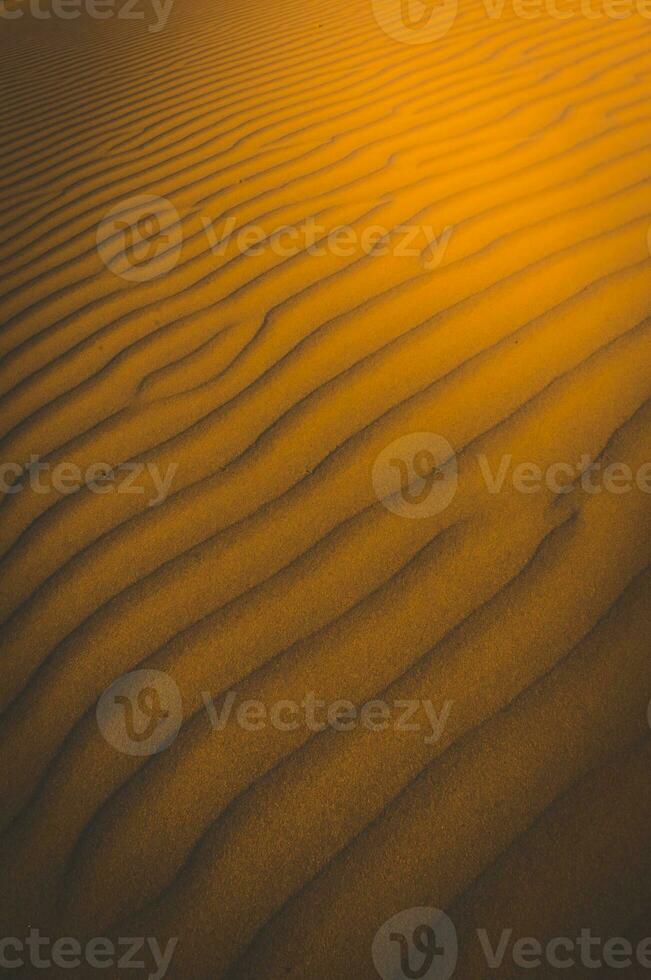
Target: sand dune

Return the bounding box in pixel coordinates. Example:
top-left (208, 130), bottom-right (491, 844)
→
top-left (1, 0), bottom-right (650, 976)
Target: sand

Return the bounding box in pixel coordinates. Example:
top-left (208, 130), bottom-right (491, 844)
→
top-left (0, 0), bottom-right (650, 976)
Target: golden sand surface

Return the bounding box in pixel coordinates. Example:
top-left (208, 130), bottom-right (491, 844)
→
top-left (1, 0), bottom-right (650, 976)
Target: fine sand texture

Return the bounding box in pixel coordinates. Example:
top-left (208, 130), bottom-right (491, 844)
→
top-left (1, 0), bottom-right (651, 976)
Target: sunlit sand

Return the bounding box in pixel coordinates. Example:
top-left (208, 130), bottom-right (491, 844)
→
top-left (1, 0), bottom-right (650, 976)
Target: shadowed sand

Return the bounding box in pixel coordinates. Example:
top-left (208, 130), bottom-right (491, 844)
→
top-left (1, 0), bottom-right (650, 976)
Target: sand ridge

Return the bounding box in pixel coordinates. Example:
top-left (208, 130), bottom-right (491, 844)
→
top-left (1, 0), bottom-right (650, 976)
